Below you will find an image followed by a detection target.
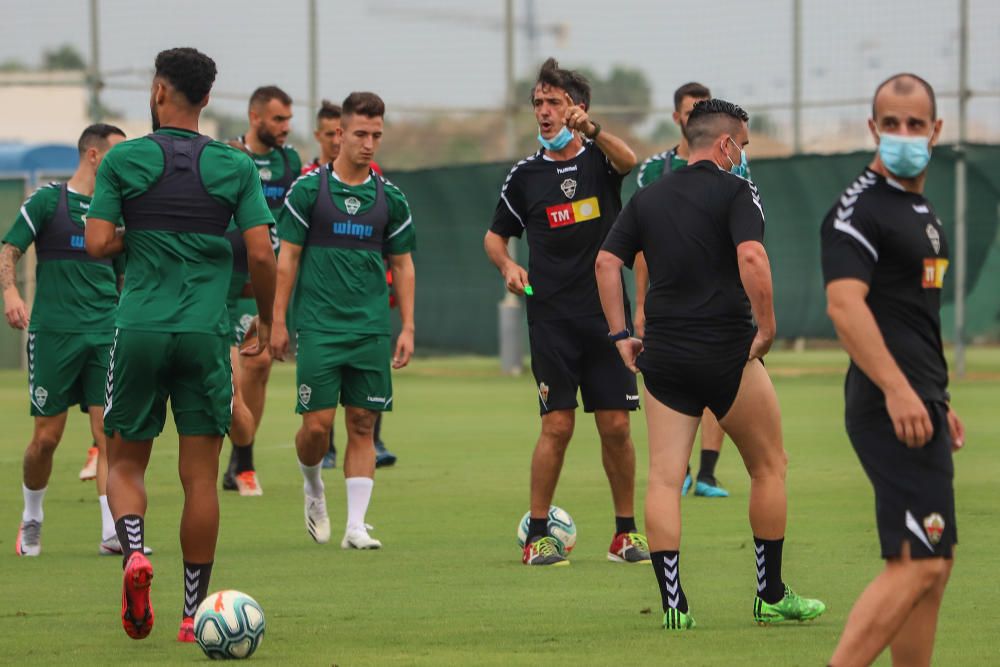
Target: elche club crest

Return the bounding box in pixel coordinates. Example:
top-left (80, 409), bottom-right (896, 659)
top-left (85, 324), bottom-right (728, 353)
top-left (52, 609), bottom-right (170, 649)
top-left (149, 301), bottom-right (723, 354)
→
top-left (560, 178), bottom-right (577, 199)
top-left (345, 196), bottom-right (362, 215)
top-left (923, 513), bottom-right (945, 545)
top-left (298, 384), bottom-right (312, 406)
top-left (926, 223), bottom-right (941, 255)
top-left (258, 167), bottom-right (272, 181)
top-left (33, 386), bottom-right (48, 408)
top-left (538, 382), bottom-right (550, 402)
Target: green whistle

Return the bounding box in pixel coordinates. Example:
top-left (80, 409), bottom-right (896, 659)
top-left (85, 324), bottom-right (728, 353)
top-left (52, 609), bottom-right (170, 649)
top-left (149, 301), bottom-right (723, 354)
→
top-left (524, 285), bottom-right (534, 296)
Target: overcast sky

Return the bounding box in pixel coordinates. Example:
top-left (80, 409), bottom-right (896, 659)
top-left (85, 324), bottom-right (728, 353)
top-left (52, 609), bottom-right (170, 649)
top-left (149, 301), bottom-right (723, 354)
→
top-left (1, 0), bottom-right (998, 144)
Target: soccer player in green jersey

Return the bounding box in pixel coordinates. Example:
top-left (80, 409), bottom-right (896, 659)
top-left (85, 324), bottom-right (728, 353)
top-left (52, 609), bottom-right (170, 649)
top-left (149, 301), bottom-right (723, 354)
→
top-left (85, 47), bottom-right (277, 642)
top-left (3, 124), bottom-right (130, 558)
top-left (272, 91), bottom-right (415, 549)
top-left (635, 82), bottom-right (730, 499)
top-left (220, 85), bottom-right (303, 494)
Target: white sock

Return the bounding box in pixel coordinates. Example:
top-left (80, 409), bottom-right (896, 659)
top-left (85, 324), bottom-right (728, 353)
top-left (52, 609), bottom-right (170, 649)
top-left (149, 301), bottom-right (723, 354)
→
top-left (300, 461), bottom-right (324, 498)
top-left (22, 484), bottom-right (46, 523)
top-left (345, 476), bottom-right (374, 530)
top-left (99, 495), bottom-right (115, 541)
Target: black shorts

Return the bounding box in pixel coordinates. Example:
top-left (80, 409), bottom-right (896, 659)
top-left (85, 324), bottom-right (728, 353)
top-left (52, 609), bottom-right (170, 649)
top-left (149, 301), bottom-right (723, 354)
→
top-left (636, 333), bottom-right (754, 419)
top-left (847, 401), bottom-right (957, 560)
top-left (528, 315), bottom-right (639, 415)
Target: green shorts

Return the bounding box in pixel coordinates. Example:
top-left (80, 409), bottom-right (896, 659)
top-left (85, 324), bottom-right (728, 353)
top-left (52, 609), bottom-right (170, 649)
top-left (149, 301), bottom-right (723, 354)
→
top-left (295, 332), bottom-right (392, 414)
top-left (228, 296), bottom-right (258, 346)
top-left (27, 330), bottom-right (112, 417)
top-left (104, 329), bottom-right (233, 440)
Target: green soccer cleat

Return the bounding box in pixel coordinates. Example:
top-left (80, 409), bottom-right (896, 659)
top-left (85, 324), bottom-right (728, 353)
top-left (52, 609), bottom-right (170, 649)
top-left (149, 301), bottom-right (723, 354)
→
top-left (662, 608), bottom-right (696, 630)
top-left (753, 584), bottom-right (826, 625)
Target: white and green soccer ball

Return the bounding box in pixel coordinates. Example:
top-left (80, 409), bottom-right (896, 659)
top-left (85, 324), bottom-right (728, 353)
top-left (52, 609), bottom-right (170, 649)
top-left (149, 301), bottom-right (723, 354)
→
top-left (194, 590), bottom-right (265, 660)
top-left (517, 505), bottom-right (577, 553)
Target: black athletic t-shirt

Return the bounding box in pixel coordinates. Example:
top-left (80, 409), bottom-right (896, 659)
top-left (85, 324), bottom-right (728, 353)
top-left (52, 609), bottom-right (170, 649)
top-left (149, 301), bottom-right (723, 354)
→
top-left (601, 160), bottom-right (765, 347)
top-left (490, 141), bottom-right (627, 323)
top-left (820, 168), bottom-right (950, 417)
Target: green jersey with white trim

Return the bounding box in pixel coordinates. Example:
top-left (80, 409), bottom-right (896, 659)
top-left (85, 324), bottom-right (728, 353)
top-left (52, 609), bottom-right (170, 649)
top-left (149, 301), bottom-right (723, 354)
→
top-left (277, 167), bottom-right (415, 335)
top-left (3, 183), bottom-right (118, 333)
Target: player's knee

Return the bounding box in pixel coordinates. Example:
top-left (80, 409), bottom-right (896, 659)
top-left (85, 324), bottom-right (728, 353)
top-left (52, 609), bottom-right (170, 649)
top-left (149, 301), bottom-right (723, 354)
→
top-left (909, 557), bottom-right (949, 593)
top-left (597, 413), bottom-right (630, 445)
top-left (301, 417), bottom-right (332, 443)
top-left (346, 411), bottom-right (377, 438)
top-left (30, 430), bottom-right (61, 455)
top-left (540, 414), bottom-right (574, 446)
top-left (750, 445), bottom-right (787, 480)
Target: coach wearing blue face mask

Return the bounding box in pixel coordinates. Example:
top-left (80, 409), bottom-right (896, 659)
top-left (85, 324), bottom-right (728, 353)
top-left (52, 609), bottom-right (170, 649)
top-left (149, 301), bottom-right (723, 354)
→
top-left (485, 58), bottom-right (651, 569)
top-left (822, 73), bottom-right (962, 667)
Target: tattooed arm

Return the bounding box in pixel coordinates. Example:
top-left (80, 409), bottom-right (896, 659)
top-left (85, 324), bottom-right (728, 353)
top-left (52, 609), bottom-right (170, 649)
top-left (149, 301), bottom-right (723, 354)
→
top-left (1, 243), bottom-right (29, 329)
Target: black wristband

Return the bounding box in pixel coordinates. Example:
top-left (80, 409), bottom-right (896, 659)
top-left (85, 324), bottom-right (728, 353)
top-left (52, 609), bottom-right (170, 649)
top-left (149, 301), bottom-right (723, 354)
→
top-left (608, 328), bottom-right (630, 343)
top-left (585, 121), bottom-right (601, 140)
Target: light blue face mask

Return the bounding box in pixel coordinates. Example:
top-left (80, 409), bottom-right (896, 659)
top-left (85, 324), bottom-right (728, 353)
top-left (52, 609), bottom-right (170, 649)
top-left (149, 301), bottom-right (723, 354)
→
top-left (538, 125), bottom-right (573, 151)
top-left (877, 132), bottom-right (932, 178)
top-left (726, 137), bottom-right (750, 179)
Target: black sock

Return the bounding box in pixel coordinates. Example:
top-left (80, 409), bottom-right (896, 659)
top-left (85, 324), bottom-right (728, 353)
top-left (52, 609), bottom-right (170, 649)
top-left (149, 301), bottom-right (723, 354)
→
top-left (114, 514), bottom-right (144, 566)
top-left (527, 517), bottom-right (549, 543)
top-left (182, 561), bottom-right (214, 619)
top-left (328, 429), bottom-right (336, 454)
top-left (697, 450), bottom-right (720, 482)
top-left (234, 441), bottom-right (254, 473)
top-left (373, 413), bottom-right (382, 444)
top-left (754, 536), bottom-right (785, 604)
top-left (615, 516), bottom-right (637, 535)
top-left (651, 550), bottom-right (688, 613)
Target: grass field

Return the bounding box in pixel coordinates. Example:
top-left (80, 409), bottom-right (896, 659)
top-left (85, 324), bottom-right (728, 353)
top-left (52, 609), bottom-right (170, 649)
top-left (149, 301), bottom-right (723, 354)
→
top-left (1, 349), bottom-right (997, 666)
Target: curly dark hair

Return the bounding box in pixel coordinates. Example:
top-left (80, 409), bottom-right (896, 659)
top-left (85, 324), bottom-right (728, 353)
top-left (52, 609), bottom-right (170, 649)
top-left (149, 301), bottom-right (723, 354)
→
top-left (532, 57), bottom-right (591, 110)
top-left (685, 98), bottom-right (750, 148)
top-left (154, 48), bottom-right (217, 106)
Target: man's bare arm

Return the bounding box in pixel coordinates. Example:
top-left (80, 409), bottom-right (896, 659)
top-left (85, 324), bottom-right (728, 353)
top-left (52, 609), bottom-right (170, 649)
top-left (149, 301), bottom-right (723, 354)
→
top-left (736, 241), bottom-right (776, 359)
top-left (1, 244), bottom-right (29, 329)
top-left (826, 278), bottom-right (933, 447)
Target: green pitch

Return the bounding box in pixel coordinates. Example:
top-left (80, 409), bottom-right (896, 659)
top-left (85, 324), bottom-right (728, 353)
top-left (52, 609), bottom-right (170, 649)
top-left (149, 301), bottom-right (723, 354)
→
top-left (0, 350), bottom-right (995, 665)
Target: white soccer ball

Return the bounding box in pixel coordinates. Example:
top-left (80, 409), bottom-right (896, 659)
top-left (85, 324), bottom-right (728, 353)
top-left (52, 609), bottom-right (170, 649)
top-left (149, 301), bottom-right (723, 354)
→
top-left (194, 590), bottom-right (265, 660)
top-left (517, 505), bottom-right (577, 553)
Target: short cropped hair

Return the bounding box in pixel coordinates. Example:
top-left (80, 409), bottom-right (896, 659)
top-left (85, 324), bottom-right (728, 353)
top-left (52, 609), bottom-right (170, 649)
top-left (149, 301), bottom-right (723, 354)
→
top-left (685, 99), bottom-right (750, 149)
top-left (316, 100), bottom-right (342, 126)
top-left (77, 123), bottom-right (125, 155)
top-left (532, 57), bottom-right (591, 110)
top-left (154, 48), bottom-right (217, 106)
top-left (342, 92), bottom-right (385, 119)
top-left (872, 73), bottom-right (937, 121)
top-left (249, 85), bottom-right (292, 111)
top-left (673, 82), bottom-right (711, 111)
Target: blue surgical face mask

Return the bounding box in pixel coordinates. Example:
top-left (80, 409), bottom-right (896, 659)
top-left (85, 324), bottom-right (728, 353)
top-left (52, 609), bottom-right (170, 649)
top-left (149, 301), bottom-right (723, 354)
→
top-left (538, 125), bottom-right (573, 151)
top-left (725, 137), bottom-right (749, 179)
top-left (877, 132), bottom-right (932, 178)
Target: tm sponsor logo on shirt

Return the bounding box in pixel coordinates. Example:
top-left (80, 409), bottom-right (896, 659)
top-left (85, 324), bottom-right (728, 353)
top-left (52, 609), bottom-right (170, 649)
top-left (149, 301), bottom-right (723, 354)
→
top-left (545, 196), bottom-right (601, 228)
top-left (332, 220), bottom-right (374, 239)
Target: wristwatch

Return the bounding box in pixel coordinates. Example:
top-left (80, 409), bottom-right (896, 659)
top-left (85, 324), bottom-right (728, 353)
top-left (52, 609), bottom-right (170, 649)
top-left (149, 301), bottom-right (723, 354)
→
top-left (608, 328), bottom-right (630, 342)
top-left (585, 121), bottom-right (602, 140)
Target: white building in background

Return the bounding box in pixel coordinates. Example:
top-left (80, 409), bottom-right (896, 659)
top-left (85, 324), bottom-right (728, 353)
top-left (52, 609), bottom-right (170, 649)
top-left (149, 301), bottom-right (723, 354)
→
top-left (0, 70), bottom-right (217, 144)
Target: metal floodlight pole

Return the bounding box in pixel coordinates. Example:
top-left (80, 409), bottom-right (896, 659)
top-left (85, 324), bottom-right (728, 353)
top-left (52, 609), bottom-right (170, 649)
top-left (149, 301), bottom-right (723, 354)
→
top-left (499, 0), bottom-right (523, 375)
top-left (953, 0), bottom-right (969, 378)
top-left (791, 0), bottom-right (802, 154)
top-left (307, 0), bottom-right (318, 121)
top-left (88, 0), bottom-right (101, 121)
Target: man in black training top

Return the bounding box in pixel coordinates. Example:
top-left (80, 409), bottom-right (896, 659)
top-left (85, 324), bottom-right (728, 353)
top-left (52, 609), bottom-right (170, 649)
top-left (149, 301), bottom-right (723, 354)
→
top-left (485, 58), bottom-right (649, 567)
top-left (824, 73), bottom-right (964, 667)
top-left (597, 99), bottom-right (825, 629)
